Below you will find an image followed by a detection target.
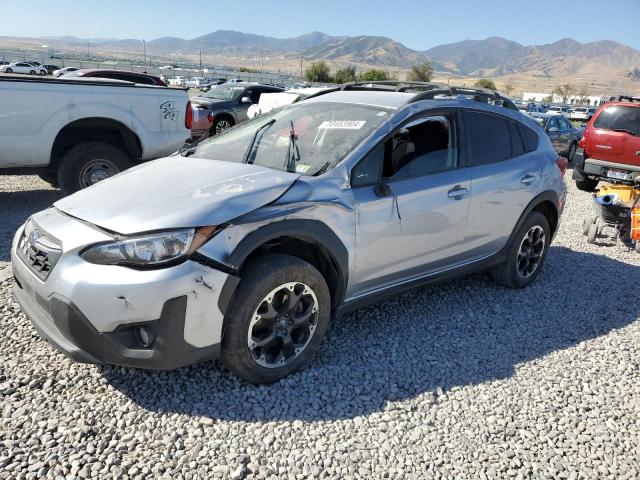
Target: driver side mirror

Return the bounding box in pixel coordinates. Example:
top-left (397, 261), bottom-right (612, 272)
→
top-left (547, 126), bottom-right (559, 133)
top-left (241, 96), bottom-right (252, 103)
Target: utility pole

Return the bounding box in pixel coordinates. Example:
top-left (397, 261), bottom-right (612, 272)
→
top-left (143, 40), bottom-right (147, 73)
top-left (199, 49), bottom-right (202, 76)
top-left (300, 55), bottom-right (303, 80)
top-left (87, 42), bottom-right (90, 61)
top-left (260, 50), bottom-right (264, 73)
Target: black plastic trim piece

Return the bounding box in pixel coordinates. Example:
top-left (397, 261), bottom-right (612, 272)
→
top-left (13, 285), bottom-right (220, 370)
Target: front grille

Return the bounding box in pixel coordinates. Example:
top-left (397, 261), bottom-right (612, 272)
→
top-left (17, 222), bottom-right (62, 281)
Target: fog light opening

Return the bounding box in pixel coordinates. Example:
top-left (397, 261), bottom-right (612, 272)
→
top-left (136, 326), bottom-right (156, 348)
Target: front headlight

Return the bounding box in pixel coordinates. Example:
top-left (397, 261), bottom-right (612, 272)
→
top-left (81, 226), bottom-right (220, 267)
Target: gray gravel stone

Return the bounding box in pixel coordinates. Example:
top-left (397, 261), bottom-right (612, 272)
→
top-left (1, 173), bottom-right (639, 479)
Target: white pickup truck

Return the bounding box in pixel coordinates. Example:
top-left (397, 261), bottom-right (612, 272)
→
top-left (0, 75), bottom-right (192, 194)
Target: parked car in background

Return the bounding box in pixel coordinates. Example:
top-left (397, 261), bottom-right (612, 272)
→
top-left (529, 112), bottom-right (579, 161)
top-left (573, 96), bottom-right (640, 191)
top-left (53, 66), bottom-right (78, 77)
top-left (0, 75), bottom-right (192, 194)
top-left (0, 62), bottom-right (47, 75)
top-left (0, 61), bottom-right (9, 66)
top-left (571, 106), bottom-right (597, 122)
top-left (168, 76), bottom-right (187, 87)
top-left (547, 105), bottom-right (571, 118)
top-left (185, 77), bottom-right (207, 88)
top-left (42, 64), bottom-right (60, 75)
top-left (11, 83), bottom-right (566, 384)
top-left (247, 87), bottom-right (331, 119)
top-left (200, 78), bottom-right (226, 93)
top-left (61, 69), bottom-right (166, 86)
top-left (190, 83), bottom-right (284, 137)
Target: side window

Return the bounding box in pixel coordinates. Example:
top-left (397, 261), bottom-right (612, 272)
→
top-left (351, 143), bottom-right (384, 187)
top-left (509, 121), bottom-right (526, 157)
top-left (547, 117), bottom-right (559, 131)
top-left (351, 114), bottom-right (456, 186)
top-left (464, 111), bottom-right (512, 166)
top-left (518, 123), bottom-right (539, 152)
top-left (386, 116), bottom-right (456, 179)
top-left (250, 89), bottom-right (263, 103)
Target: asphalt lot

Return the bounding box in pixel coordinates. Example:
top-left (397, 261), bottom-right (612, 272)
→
top-left (0, 173), bottom-right (639, 479)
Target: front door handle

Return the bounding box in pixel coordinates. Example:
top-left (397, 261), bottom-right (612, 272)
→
top-left (521, 173), bottom-right (538, 185)
top-left (447, 186), bottom-right (469, 200)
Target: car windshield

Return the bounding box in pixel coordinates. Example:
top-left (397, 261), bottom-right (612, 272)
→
top-left (191, 102), bottom-right (392, 175)
top-left (593, 106), bottom-right (640, 136)
top-left (202, 84), bottom-right (246, 100)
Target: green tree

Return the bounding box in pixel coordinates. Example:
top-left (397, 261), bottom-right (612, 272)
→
top-left (358, 69), bottom-right (393, 81)
top-left (406, 63), bottom-right (434, 82)
top-left (553, 83), bottom-right (574, 103)
top-left (474, 78), bottom-right (497, 90)
top-left (304, 61), bottom-right (332, 83)
top-left (334, 66), bottom-right (357, 84)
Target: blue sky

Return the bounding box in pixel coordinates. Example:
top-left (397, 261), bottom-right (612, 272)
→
top-left (3, 0), bottom-right (640, 50)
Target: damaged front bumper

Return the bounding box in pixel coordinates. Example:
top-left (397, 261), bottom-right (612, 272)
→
top-left (11, 209), bottom-right (238, 370)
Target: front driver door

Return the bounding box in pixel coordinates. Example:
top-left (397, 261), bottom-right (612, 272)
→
top-left (350, 113), bottom-right (472, 298)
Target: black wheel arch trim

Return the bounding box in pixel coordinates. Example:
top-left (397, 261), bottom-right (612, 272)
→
top-left (505, 190), bottom-right (560, 245)
top-left (216, 219), bottom-right (349, 315)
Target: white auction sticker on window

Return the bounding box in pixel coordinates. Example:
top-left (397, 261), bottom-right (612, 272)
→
top-left (318, 120), bottom-right (366, 130)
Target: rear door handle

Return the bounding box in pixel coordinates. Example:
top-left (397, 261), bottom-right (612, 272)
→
top-left (447, 186), bottom-right (469, 200)
top-left (521, 173), bottom-right (538, 185)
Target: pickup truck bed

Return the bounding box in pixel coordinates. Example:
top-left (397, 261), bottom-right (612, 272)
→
top-left (0, 75), bottom-right (191, 194)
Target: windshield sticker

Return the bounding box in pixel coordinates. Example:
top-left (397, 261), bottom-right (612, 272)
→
top-left (318, 120), bottom-right (366, 130)
top-left (295, 164), bottom-right (311, 173)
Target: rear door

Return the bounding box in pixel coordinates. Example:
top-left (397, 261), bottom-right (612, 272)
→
top-left (464, 110), bottom-right (542, 258)
top-left (588, 104), bottom-right (640, 168)
top-left (558, 117), bottom-right (573, 153)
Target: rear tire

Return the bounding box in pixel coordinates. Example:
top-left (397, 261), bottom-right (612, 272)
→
top-left (491, 212), bottom-right (550, 289)
top-left (566, 142), bottom-right (577, 162)
top-left (575, 177), bottom-right (599, 192)
top-left (29, 70), bottom-right (36, 75)
top-left (5, 68), bottom-right (12, 73)
top-left (221, 254), bottom-right (331, 384)
top-left (57, 141), bottom-right (132, 195)
top-left (210, 117), bottom-right (234, 136)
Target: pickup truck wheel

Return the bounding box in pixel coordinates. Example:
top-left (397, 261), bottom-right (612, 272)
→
top-left (57, 142), bottom-right (132, 195)
top-left (575, 177), bottom-right (599, 192)
top-left (221, 254), bottom-right (331, 384)
top-left (491, 212), bottom-right (550, 289)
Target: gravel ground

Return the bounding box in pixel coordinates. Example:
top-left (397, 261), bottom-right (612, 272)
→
top-left (1, 174), bottom-right (639, 479)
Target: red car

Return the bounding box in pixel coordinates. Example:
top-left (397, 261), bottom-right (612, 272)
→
top-left (61, 69), bottom-right (166, 86)
top-left (573, 96), bottom-right (640, 191)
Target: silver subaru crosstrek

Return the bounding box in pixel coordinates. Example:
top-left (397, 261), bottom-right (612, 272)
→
top-left (12, 84), bottom-right (567, 384)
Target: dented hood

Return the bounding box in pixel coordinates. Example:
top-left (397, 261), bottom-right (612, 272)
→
top-left (54, 156), bottom-right (300, 234)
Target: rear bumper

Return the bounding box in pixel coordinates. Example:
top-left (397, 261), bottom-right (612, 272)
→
top-left (573, 154), bottom-right (640, 183)
top-left (13, 280), bottom-right (219, 369)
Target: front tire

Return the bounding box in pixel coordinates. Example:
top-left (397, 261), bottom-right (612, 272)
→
top-left (5, 68), bottom-right (12, 73)
top-left (29, 70), bottom-right (36, 75)
top-left (491, 212), bottom-right (550, 289)
top-left (221, 254), bottom-right (331, 384)
top-left (57, 141), bottom-right (132, 195)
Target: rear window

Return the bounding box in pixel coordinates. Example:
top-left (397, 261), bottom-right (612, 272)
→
top-left (593, 105), bottom-right (640, 136)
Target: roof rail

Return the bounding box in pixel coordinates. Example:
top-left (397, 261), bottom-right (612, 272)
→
top-left (407, 85), bottom-right (518, 111)
top-left (340, 80), bottom-right (442, 93)
top-left (617, 95), bottom-right (640, 103)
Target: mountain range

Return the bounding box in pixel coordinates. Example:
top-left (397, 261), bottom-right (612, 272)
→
top-left (6, 31), bottom-right (640, 82)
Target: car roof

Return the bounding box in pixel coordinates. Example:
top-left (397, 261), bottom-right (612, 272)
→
top-left (304, 90), bottom-right (415, 109)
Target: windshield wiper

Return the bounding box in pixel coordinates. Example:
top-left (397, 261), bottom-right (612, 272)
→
top-left (284, 120), bottom-right (301, 173)
top-left (612, 128), bottom-right (636, 136)
top-left (313, 160), bottom-right (331, 176)
top-left (243, 119), bottom-right (276, 164)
